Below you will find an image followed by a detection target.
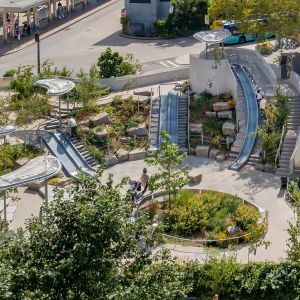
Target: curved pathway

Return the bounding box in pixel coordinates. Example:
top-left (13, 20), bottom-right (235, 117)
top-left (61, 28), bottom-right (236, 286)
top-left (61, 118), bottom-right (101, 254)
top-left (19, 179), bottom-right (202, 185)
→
top-left (103, 156), bottom-right (295, 262)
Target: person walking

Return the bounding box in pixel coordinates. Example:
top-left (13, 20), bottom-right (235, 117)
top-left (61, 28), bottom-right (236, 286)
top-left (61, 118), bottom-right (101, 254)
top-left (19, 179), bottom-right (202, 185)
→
top-left (27, 24), bottom-right (31, 36)
top-left (68, 117), bottom-right (77, 137)
top-left (140, 168), bottom-right (149, 195)
top-left (256, 90), bottom-right (264, 104)
top-left (259, 96), bottom-right (267, 119)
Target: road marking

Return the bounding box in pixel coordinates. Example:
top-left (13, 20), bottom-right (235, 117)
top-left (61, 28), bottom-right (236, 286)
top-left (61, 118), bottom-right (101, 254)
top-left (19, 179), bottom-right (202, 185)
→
top-left (158, 61), bottom-right (169, 67)
top-left (166, 60), bottom-right (180, 67)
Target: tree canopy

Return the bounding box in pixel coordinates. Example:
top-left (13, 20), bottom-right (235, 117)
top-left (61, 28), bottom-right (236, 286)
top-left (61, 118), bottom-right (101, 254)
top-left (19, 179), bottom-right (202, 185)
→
top-left (208, 0), bottom-right (300, 38)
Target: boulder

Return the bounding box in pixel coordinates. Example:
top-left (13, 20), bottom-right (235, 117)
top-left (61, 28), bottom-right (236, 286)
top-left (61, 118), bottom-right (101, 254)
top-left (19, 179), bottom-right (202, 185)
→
top-left (205, 111), bottom-right (217, 118)
top-left (89, 112), bottom-right (111, 127)
top-left (120, 136), bottom-right (132, 144)
top-left (195, 145), bottom-right (210, 158)
top-left (213, 101), bottom-right (232, 112)
top-left (222, 122), bottom-right (236, 136)
top-left (217, 111), bottom-right (233, 119)
top-left (209, 148), bottom-right (220, 159)
top-left (14, 158), bottom-right (29, 168)
top-left (187, 171), bottom-right (202, 184)
top-left (80, 125), bottom-right (90, 133)
top-left (94, 129), bottom-right (108, 139)
top-left (105, 155), bottom-right (118, 166)
top-left (190, 123), bottom-right (203, 134)
top-left (216, 153), bottom-right (226, 162)
top-left (127, 123), bottom-right (148, 137)
top-left (116, 148), bottom-right (129, 163)
top-left (128, 148), bottom-right (146, 161)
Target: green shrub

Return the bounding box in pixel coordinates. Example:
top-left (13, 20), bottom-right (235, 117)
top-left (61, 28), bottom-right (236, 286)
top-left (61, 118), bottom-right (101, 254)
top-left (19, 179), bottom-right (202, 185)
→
top-left (256, 42), bottom-right (273, 55)
top-left (287, 178), bottom-right (300, 200)
top-left (233, 204), bottom-right (260, 230)
top-left (153, 19), bottom-right (167, 37)
top-left (3, 69), bottom-right (15, 77)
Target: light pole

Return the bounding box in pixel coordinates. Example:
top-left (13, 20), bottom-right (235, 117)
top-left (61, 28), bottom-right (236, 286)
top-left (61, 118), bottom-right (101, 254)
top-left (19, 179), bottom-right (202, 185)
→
top-left (35, 32), bottom-right (41, 74)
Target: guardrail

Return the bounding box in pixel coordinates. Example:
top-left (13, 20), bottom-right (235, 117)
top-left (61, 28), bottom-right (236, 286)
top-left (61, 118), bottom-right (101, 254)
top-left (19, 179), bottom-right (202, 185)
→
top-left (275, 124), bottom-right (286, 171)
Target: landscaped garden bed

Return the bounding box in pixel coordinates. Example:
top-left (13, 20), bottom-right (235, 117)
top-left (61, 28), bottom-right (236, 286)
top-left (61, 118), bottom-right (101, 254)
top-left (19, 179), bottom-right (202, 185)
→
top-left (287, 177), bottom-right (300, 203)
top-left (140, 189), bottom-right (266, 247)
top-left (189, 90), bottom-right (236, 151)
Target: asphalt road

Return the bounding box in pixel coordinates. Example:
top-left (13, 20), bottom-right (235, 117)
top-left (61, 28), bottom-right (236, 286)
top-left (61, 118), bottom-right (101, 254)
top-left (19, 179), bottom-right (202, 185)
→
top-left (0, 0), bottom-right (205, 76)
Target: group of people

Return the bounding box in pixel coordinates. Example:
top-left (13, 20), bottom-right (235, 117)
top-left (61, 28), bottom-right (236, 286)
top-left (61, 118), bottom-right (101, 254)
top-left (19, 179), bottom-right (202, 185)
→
top-left (256, 90), bottom-right (267, 119)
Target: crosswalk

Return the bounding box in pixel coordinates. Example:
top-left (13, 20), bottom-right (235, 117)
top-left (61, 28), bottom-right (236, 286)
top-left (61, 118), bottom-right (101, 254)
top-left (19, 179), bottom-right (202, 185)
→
top-left (142, 58), bottom-right (182, 72)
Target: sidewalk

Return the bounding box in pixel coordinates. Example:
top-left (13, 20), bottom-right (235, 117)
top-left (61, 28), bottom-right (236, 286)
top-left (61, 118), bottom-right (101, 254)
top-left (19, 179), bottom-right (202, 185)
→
top-left (0, 0), bottom-right (118, 57)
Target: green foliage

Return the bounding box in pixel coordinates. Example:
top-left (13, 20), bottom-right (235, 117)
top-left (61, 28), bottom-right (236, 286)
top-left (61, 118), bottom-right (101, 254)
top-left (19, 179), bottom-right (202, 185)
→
top-left (3, 69), bottom-right (15, 77)
top-left (120, 16), bottom-right (130, 33)
top-left (287, 178), bottom-right (300, 201)
top-left (162, 190), bottom-right (259, 239)
top-left (97, 47), bottom-right (141, 79)
top-left (0, 97), bottom-right (9, 125)
top-left (256, 42), bottom-right (273, 55)
top-left (0, 144), bottom-right (43, 175)
top-left (153, 19), bottom-right (168, 37)
top-left (195, 90), bottom-right (213, 112)
top-left (166, 0), bottom-right (209, 37)
top-left (286, 212), bottom-right (300, 263)
top-left (39, 60), bottom-right (73, 79)
top-left (146, 131), bottom-right (189, 209)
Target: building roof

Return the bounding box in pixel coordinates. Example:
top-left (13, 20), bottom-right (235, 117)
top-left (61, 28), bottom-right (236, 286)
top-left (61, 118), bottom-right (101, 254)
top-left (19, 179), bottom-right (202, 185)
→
top-left (0, 0), bottom-right (50, 13)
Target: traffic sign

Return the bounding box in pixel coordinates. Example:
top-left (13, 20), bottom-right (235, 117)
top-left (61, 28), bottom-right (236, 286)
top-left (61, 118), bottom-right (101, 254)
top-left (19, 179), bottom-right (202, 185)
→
top-left (121, 9), bottom-right (126, 17)
top-left (6, 21), bottom-right (12, 29)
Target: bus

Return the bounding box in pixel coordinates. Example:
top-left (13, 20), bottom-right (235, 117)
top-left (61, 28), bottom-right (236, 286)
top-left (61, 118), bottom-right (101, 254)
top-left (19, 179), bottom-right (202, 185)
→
top-left (211, 20), bottom-right (257, 45)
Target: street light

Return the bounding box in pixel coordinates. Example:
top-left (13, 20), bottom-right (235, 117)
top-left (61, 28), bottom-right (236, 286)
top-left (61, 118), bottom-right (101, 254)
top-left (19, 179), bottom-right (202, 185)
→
top-left (35, 32), bottom-right (41, 74)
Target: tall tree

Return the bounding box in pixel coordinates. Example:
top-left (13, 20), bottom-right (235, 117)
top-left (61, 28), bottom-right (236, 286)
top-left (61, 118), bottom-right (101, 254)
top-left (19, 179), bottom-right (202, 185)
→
top-left (146, 130), bottom-right (189, 209)
top-left (208, 0), bottom-right (300, 39)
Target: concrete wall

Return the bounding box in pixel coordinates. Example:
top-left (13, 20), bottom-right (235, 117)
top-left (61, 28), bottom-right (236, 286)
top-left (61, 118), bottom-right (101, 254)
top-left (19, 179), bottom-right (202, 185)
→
top-left (190, 54), bottom-right (237, 98)
top-left (125, 0), bottom-right (169, 28)
top-left (290, 71), bottom-right (300, 94)
top-left (100, 66), bottom-right (189, 91)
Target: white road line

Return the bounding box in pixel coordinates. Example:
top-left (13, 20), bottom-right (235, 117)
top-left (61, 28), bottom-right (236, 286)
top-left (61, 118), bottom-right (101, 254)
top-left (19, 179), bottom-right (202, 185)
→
top-left (158, 61), bottom-right (169, 67)
top-left (166, 60), bottom-right (180, 67)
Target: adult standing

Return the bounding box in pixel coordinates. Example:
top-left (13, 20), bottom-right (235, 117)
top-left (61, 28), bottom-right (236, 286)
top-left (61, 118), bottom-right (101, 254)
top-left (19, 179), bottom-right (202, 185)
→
top-left (27, 24), bottom-right (31, 36)
top-left (68, 117), bottom-right (77, 137)
top-left (259, 97), bottom-right (267, 118)
top-left (140, 168), bottom-right (149, 195)
top-left (256, 90), bottom-right (264, 104)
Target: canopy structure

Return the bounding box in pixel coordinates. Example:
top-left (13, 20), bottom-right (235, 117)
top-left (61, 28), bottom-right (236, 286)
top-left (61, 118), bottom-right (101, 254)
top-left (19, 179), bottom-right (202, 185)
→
top-left (0, 155), bottom-right (61, 190)
top-left (0, 125), bottom-right (16, 137)
top-left (193, 29), bottom-right (232, 44)
top-left (34, 79), bottom-right (75, 96)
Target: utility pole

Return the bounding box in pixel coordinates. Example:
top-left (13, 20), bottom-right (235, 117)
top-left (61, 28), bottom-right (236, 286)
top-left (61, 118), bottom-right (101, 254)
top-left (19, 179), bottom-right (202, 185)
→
top-left (35, 32), bottom-right (41, 74)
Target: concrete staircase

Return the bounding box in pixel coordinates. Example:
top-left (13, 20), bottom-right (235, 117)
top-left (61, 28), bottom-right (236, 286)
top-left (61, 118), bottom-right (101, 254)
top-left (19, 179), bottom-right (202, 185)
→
top-left (68, 136), bottom-right (99, 170)
top-left (276, 96), bottom-right (300, 177)
top-left (178, 96), bottom-right (188, 149)
top-left (148, 97), bottom-right (160, 149)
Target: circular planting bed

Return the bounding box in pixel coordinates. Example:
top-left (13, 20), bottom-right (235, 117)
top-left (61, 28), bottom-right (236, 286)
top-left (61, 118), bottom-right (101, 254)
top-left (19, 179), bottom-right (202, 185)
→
top-left (139, 189), bottom-right (267, 247)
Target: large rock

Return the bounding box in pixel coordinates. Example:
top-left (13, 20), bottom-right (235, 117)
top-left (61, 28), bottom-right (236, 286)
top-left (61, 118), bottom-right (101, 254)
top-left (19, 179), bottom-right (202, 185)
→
top-left (187, 171), bottom-right (202, 184)
top-left (80, 125), bottom-right (90, 133)
top-left (216, 153), bottom-right (226, 162)
top-left (190, 123), bottom-right (203, 134)
top-left (105, 155), bottom-right (118, 166)
top-left (209, 148), bottom-right (220, 159)
top-left (195, 145), bottom-right (210, 158)
top-left (116, 148), bottom-right (129, 163)
top-left (213, 102), bottom-right (232, 112)
top-left (222, 122), bottom-right (236, 136)
top-left (94, 129), bottom-right (108, 139)
top-left (127, 123), bottom-right (148, 137)
top-left (128, 148), bottom-right (146, 161)
top-left (205, 111), bottom-right (217, 118)
top-left (120, 136), bottom-right (132, 144)
top-left (218, 111), bottom-right (233, 119)
top-left (89, 112), bottom-right (111, 127)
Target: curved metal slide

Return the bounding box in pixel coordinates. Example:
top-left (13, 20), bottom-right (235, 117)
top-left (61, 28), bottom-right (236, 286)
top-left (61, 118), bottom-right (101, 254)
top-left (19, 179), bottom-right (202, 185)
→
top-left (159, 91), bottom-right (179, 146)
top-left (229, 65), bottom-right (258, 171)
top-left (42, 132), bottom-right (94, 177)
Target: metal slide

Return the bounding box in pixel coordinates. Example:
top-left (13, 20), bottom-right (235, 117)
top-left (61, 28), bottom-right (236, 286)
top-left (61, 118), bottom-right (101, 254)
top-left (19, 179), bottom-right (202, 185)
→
top-left (159, 91), bottom-right (179, 146)
top-left (42, 132), bottom-right (94, 177)
top-left (229, 65), bottom-right (258, 171)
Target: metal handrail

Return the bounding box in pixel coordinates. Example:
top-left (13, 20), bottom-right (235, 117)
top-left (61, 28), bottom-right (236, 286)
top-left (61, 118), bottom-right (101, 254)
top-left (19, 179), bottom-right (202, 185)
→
top-left (275, 124), bottom-right (286, 170)
top-left (187, 86), bottom-right (191, 153)
top-left (148, 96), bottom-right (153, 145)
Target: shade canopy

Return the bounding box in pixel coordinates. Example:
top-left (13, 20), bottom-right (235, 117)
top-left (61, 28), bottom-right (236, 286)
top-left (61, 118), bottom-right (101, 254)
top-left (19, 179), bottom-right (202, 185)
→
top-left (0, 155), bottom-right (61, 190)
top-left (193, 29), bottom-right (231, 44)
top-left (34, 79), bottom-right (75, 96)
top-left (0, 126), bottom-right (16, 137)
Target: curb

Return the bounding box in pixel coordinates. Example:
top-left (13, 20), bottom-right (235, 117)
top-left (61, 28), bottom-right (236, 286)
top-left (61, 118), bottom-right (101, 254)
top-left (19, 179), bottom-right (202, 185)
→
top-left (1, 0), bottom-right (119, 57)
top-left (119, 32), bottom-right (162, 41)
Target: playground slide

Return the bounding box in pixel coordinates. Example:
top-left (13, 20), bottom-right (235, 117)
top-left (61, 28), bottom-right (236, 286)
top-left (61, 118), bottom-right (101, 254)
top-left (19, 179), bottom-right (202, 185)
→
top-left (42, 132), bottom-right (94, 177)
top-left (159, 91), bottom-right (179, 146)
top-left (229, 65), bottom-right (258, 171)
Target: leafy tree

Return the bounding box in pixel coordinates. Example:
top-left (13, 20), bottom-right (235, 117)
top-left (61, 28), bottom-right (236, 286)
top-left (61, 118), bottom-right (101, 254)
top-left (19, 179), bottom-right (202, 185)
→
top-left (97, 47), bottom-right (141, 78)
top-left (208, 0), bottom-right (300, 40)
top-left (286, 211), bottom-right (300, 263)
top-left (146, 130), bottom-right (189, 209)
top-left (0, 97), bottom-right (9, 125)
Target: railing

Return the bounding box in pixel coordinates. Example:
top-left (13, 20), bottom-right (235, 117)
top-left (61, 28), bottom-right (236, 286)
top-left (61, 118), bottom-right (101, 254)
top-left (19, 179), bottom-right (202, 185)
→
top-left (187, 86), bottom-right (191, 154)
top-left (289, 126), bottom-right (300, 176)
top-left (275, 124), bottom-right (286, 171)
top-left (148, 96), bottom-right (153, 146)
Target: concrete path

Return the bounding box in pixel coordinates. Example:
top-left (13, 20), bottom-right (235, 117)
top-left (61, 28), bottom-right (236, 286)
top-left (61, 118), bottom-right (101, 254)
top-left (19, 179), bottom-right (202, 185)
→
top-left (102, 156), bottom-right (296, 263)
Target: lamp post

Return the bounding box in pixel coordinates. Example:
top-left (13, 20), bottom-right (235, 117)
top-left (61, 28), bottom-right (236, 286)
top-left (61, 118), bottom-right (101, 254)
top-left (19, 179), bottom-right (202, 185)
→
top-left (35, 32), bottom-right (41, 74)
